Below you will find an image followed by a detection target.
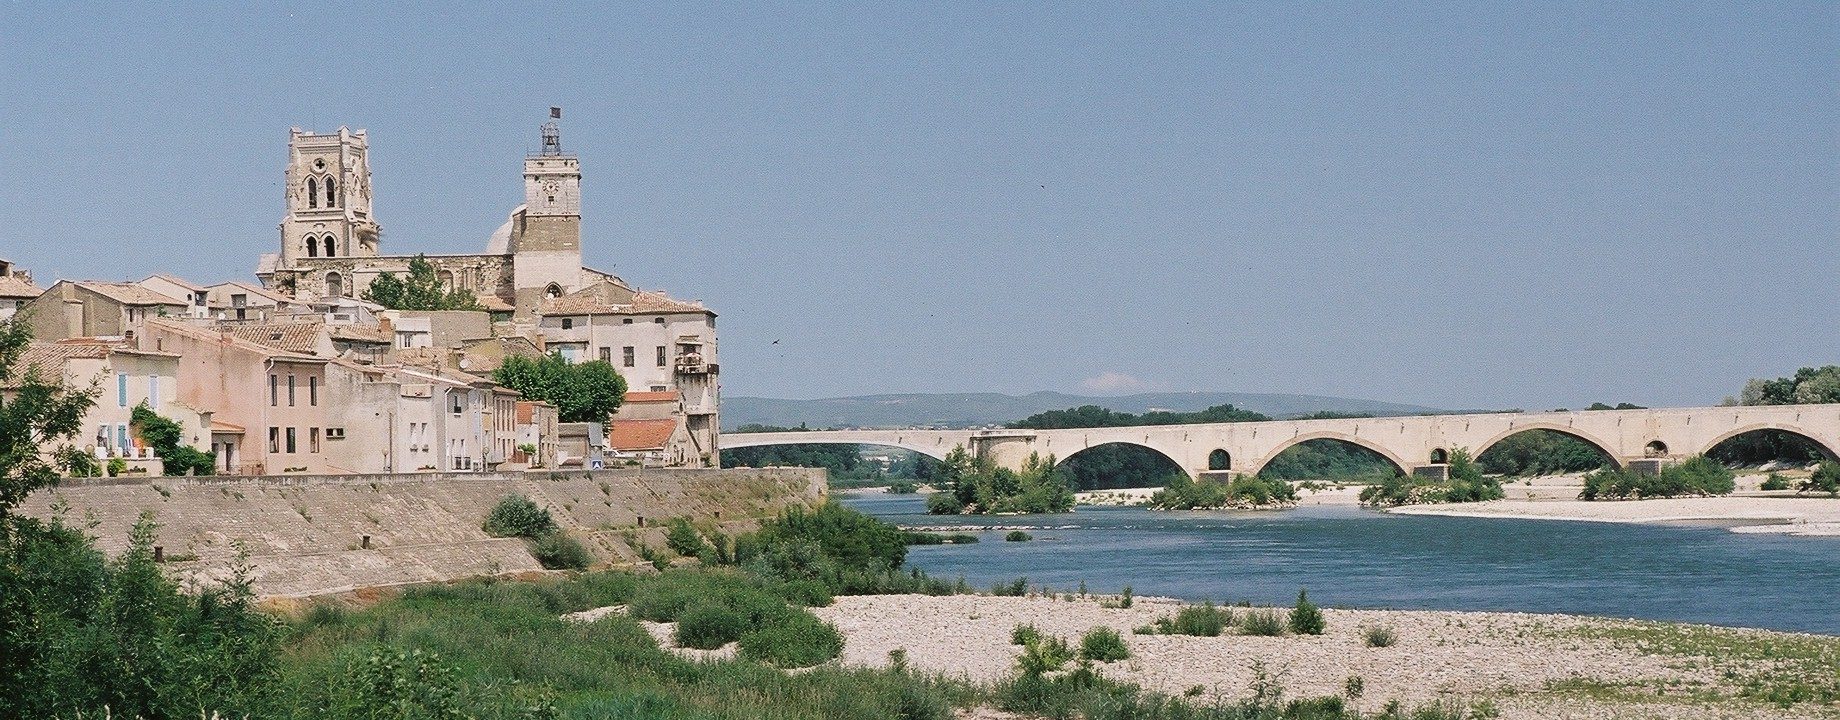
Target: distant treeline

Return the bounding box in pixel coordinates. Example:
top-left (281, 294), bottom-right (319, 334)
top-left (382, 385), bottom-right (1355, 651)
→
top-left (722, 424), bottom-right (940, 485)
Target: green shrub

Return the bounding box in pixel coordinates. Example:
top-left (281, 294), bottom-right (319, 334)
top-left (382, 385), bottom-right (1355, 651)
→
top-left (1240, 608), bottom-right (1285, 636)
top-left (482, 495), bottom-right (556, 538)
top-left (1156, 602), bottom-right (1231, 636)
top-left (1289, 589), bottom-right (1325, 635)
top-left (1761, 473), bottom-right (1793, 491)
top-left (887, 481), bottom-right (918, 494)
top-left (531, 530), bottom-right (590, 570)
top-left (1580, 456), bottom-right (1737, 500)
top-left (992, 577), bottom-right (1028, 597)
top-left (1011, 623), bottom-right (1041, 646)
top-left (737, 611), bottom-right (844, 668)
top-left (924, 492), bottom-right (964, 514)
top-left (106, 457), bottom-right (127, 477)
top-left (1078, 626), bottom-right (1130, 662)
top-left (1802, 461), bottom-right (1840, 497)
top-left (629, 571), bottom-right (794, 623)
top-left (665, 517), bottom-right (711, 558)
top-left (130, 403), bottom-right (216, 476)
top-left (1005, 530), bottom-right (1032, 542)
top-left (1016, 635), bottom-right (1074, 675)
top-left (1363, 625), bottom-right (1398, 648)
top-left (1147, 474), bottom-right (1298, 509)
top-left (326, 646), bottom-right (468, 720)
top-left (675, 603), bottom-right (751, 649)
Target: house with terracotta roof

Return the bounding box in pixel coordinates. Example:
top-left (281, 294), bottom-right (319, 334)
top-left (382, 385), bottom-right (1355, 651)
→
top-left (204, 280), bottom-right (292, 323)
top-left (2, 338), bottom-right (210, 475)
top-left (137, 318), bottom-right (333, 475)
top-left (513, 400), bottom-right (559, 468)
top-left (0, 259), bottom-right (42, 321)
top-left (21, 281), bottom-right (189, 341)
top-left (136, 275), bottom-right (212, 318)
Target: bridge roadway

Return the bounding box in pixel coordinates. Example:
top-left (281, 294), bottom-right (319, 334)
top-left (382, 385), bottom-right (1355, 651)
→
top-left (721, 404), bottom-right (1840, 479)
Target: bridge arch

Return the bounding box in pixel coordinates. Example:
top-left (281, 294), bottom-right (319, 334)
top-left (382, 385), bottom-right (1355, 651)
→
top-left (1698, 423), bottom-right (1840, 463)
top-left (1472, 423), bottom-right (1624, 469)
top-left (1053, 441), bottom-right (1190, 489)
top-left (1246, 432), bottom-right (1412, 478)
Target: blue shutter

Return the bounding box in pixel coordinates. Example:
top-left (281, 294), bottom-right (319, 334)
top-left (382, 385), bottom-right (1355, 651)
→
top-left (117, 373), bottom-right (128, 407)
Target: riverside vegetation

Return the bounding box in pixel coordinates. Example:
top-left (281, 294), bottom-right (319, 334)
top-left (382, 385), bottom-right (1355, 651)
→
top-left (1359, 449), bottom-right (1503, 507)
top-left (925, 446), bottom-right (1076, 515)
top-left (1148, 474), bottom-right (1298, 509)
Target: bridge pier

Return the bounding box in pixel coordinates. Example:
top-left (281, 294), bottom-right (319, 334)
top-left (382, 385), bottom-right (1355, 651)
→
top-left (1412, 464), bottom-right (1449, 482)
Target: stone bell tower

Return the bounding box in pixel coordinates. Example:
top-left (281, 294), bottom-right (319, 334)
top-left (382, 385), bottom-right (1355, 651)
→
top-left (278, 127), bottom-right (381, 268)
top-left (510, 109), bottom-right (584, 319)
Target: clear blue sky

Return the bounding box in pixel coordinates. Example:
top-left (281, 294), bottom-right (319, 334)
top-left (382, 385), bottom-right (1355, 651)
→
top-left (2, 3), bottom-right (1834, 409)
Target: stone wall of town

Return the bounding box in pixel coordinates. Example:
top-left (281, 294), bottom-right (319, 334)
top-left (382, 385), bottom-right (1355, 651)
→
top-left (18, 467), bottom-right (826, 599)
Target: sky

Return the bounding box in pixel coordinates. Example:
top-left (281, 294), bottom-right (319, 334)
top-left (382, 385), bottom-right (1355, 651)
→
top-left (1, 2), bottom-right (1835, 410)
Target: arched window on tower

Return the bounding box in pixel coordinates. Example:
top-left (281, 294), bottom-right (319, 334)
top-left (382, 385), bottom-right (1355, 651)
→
top-left (325, 272), bottom-right (343, 298)
top-left (306, 177), bottom-right (319, 209)
top-left (325, 177), bottom-right (338, 207)
top-left (323, 236), bottom-right (337, 258)
top-left (305, 235), bottom-right (318, 257)
top-left (545, 283), bottom-right (562, 300)
top-left (438, 270), bottom-right (455, 289)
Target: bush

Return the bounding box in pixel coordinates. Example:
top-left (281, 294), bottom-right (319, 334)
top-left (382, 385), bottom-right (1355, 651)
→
top-left (1147, 474), bottom-right (1297, 509)
top-left (482, 495), bottom-right (556, 538)
top-left (1289, 589), bottom-right (1325, 635)
top-left (665, 517), bottom-right (712, 558)
top-left (1078, 626), bottom-right (1130, 662)
top-left (1580, 456), bottom-right (1737, 500)
top-left (992, 577), bottom-right (1028, 597)
top-left (675, 603), bottom-right (751, 649)
top-left (1363, 625), bottom-right (1398, 648)
top-left (1360, 449), bottom-right (1502, 506)
top-left (107, 457), bottom-right (127, 477)
top-left (1762, 473), bottom-right (1793, 491)
top-left (531, 530), bottom-right (591, 570)
top-left (1011, 623), bottom-right (1041, 646)
top-left (1240, 609), bottom-right (1285, 636)
top-left (887, 481), bottom-right (918, 494)
top-left (925, 492), bottom-right (964, 515)
top-left (1005, 530), bottom-right (1033, 542)
top-left (1802, 461), bottom-right (1840, 497)
top-left (1156, 602), bottom-right (1231, 636)
top-left (737, 611), bottom-right (845, 668)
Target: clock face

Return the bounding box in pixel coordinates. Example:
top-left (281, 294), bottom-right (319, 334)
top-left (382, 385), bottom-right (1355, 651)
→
top-left (542, 179), bottom-right (562, 193)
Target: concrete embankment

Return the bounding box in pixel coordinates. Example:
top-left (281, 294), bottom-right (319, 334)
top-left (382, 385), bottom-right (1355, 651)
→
top-left (18, 467), bottom-right (826, 599)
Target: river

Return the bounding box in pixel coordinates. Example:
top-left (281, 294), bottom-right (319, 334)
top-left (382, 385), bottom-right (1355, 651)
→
top-left (842, 492), bottom-right (1840, 635)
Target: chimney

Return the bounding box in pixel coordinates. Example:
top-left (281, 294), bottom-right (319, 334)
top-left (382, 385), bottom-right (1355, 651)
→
top-left (378, 316), bottom-right (394, 335)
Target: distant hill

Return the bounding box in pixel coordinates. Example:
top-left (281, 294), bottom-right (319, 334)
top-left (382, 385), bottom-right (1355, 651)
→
top-left (722, 391), bottom-right (1444, 430)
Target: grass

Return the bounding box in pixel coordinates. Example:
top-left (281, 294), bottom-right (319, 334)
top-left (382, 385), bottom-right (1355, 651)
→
top-left (1240, 609), bottom-right (1286, 637)
top-left (1562, 620), bottom-right (1840, 708)
top-left (1155, 602), bottom-right (1233, 637)
top-left (1078, 626), bottom-right (1131, 662)
top-left (1362, 625), bottom-right (1397, 648)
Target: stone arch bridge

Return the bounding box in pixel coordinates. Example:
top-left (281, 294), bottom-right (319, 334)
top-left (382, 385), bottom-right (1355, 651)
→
top-left (722, 405), bottom-right (1840, 480)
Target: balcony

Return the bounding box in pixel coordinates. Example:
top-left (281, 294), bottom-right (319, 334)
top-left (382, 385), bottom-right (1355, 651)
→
top-left (673, 354), bottom-right (717, 375)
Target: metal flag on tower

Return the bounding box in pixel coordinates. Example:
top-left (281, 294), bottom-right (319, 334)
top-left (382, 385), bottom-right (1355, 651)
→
top-left (550, 106), bottom-right (562, 119)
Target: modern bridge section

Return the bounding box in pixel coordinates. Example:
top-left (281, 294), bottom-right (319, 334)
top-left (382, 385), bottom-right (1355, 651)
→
top-left (721, 404), bottom-right (1840, 479)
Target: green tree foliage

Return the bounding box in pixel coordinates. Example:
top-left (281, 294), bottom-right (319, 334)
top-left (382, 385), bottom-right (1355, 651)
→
top-left (1259, 439), bottom-right (1399, 481)
top-left (130, 401), bottom-right (215, 476)
top-left (1578, 456), bottom-right (1737, 500)
top-left (1056, 443), bottom-right (1185, 491)
top-left (743, 502), bottom-right (908, 575)
top-left (1803, 461), bottom-right (1840, 497)
top-left (326, 647), bottom-right (468, 720)
top-left (1147, 474), bottom-right (1296, 509)
top-left (360, 254), bottom-right (484, 310)
top-left (0, 317), bottom-right (99, 517)
top-left (492, 352), bottom-right (627, 423)
top-left (1012, 403), bottom-right (1270, 429)
top-left (1705, 429), bottom-right (1829, 467)
top-left (1077, 626), bottom-right (1130, 662)
top-left (1442, 448), bottom-right (1503, 503)
top-left (481, 494), bottom-right (556, 537)
top-left (926, 447), bottom-right (1074, 515)
top-left (1475, 429), bottom-right (1611, 476)
top-left (1739, 366), bottom-right (1840, 406)
top-left (1585, 402), bottom-right (1646, 410)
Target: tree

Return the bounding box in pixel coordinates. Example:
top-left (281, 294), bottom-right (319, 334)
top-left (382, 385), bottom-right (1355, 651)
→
top-left (492, 353), bottom-right (626, 423)
top-left (1739, 367), bottom-right (1840, 406)
top-left (130, 402), bottom-right (214, 476)
top-left (0, 317), bottom-right (99, 522)
top-left (361, 254), bottom-right (484, 311)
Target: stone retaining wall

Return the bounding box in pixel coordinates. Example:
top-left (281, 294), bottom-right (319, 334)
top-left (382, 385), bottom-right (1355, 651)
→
top-left (19, 468), bottom-right (826, 598)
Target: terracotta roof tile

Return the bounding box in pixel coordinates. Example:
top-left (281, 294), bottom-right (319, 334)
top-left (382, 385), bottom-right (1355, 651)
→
top-left (5, 341), bottom-right (113, 385)
top-left (606, 418), bottom-right (680, 451)
top-left (220, 323), bottom-right (326, 354)
top-left (0, 275), bottom-right (42, 298)
top-left (141, 274), bottom-right (207, 292)
top-left (624, 390), bottom-right (679, 403)
top-left (75, 282), bottom-right (186, 306)
top-left (538, 286), bottom-right (708, 317)
top-left (329, 324), bottom-right (392, 344)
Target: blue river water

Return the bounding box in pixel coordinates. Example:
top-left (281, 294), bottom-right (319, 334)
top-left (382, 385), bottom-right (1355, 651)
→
top-left (842, 492), bottom-right (1840, 635)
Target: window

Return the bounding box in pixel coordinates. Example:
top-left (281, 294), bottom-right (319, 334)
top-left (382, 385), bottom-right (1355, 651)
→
top-left (656, 346), bottom-right (667, 367)
top-left (598, 347), bottom-right (611, 363)
top-left (309, 428), bottom-right (321, 453)
top-left (308, 376), bottom-right (318, 406)
top-left (269, 374), bottom-right (278, 406)
top-left (231, 293), bottom-right (247, 308)
top-left (650, 385), bottom-right (667, 392)
top-left (306, 236), bottom-right (318, 257)
top-left (326, 427), bottom-right (345, 440)
top-left (116, 424), bottom-right (129, 452)
top-left (117, 373), bottom-right (128, 407)
top-left (561, 318), bottom-right (573, 330)
top-left (654, 317), bottom-right (665, 324)
top-left (545, 283), bottom-right (562, 299)
top-left (323, 236), bottom-right (336, 258)
top-left (450, 392), bottom-right (464, 415)
top-left (325, 178), bottom-right (337, 207)
top-left (325, 272), bottom-right (343, 298)
top-left (285, 427), bottom-right (297, 454)
top-left (148, 375), bottom-right (159, 409)
top-left (287, 375), bottom-right (296, 406)
top-left (307, 177), bottom-right (318, 209)
top-left (622, 346), bottom-right (634, 367)
top-left (622, 318), bottom-right (633, 325)
top-left (268, 427), bottom-right (279, 453)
